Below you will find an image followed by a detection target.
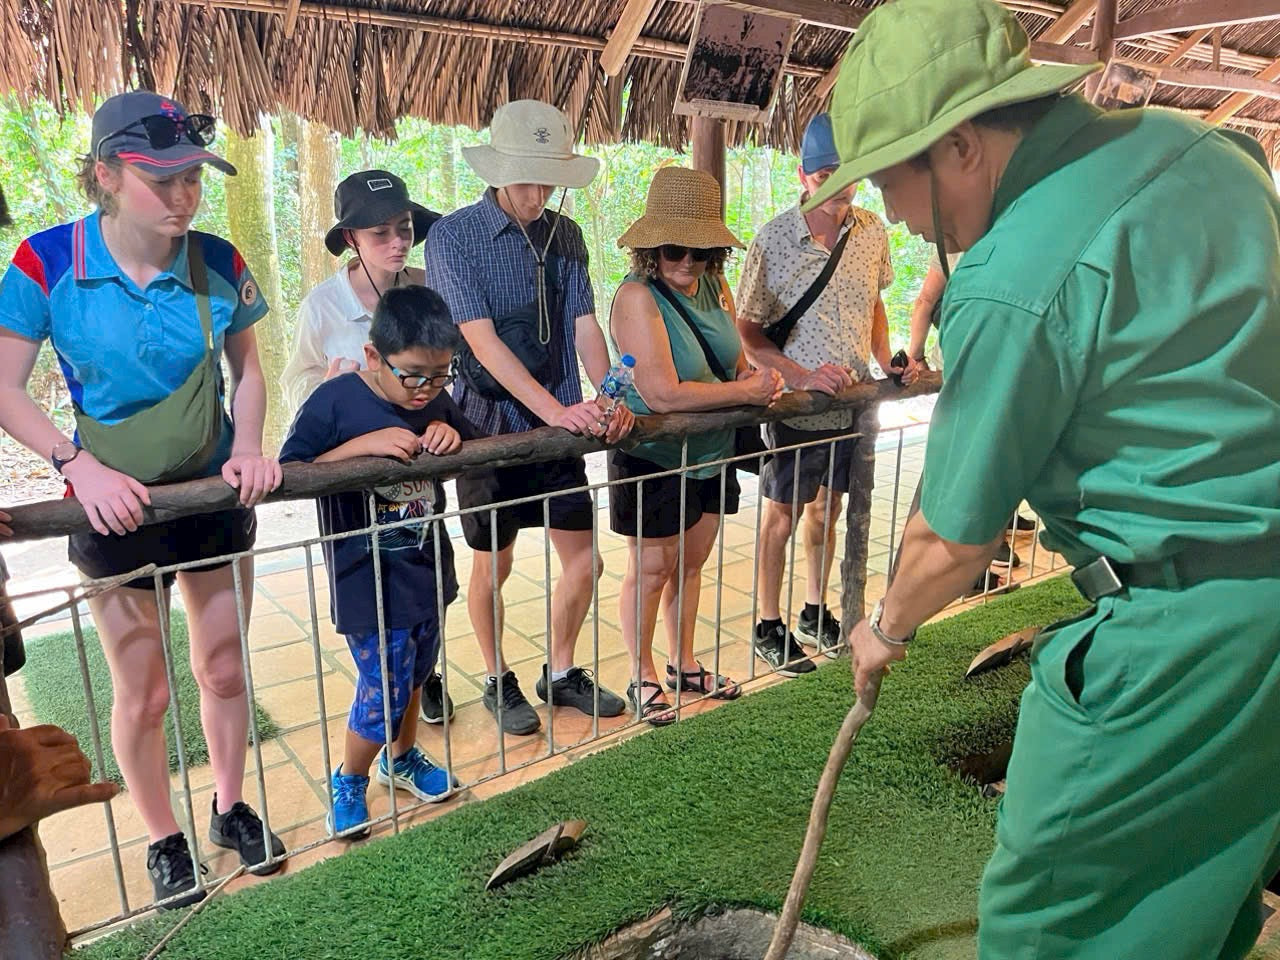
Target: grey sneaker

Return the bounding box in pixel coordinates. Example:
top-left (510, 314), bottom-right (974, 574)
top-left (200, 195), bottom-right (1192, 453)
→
top-left (535, 665), bottom-right (626, 717)
top-left (796, 607), bottom-right (843, 659)
top-left (483, 671), bottom-right (541, 735)
top-left (753, 623), bottom-right (817, 678)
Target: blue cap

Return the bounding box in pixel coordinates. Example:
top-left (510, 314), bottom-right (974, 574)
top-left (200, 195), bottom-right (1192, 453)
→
top-left (92, 91), bottom-right (236, 177)
top-left (620, 354), bottom-right (635, 367)
top-left (800, 113), bottom-right (840, 175)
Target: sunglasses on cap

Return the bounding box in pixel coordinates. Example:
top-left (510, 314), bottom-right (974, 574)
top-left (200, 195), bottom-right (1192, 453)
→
top-left (96, 113), bottom-right (218, 160)
top-left (659, 244), bottom-right (714, 263)
top-left (382, 356), bottom-right (459, 390)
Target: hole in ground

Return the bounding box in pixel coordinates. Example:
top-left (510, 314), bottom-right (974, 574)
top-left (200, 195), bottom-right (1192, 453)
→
top-left (949, 738), bottom-right (1013, 799)
top-left (574, 907), bottom-right (876, 960)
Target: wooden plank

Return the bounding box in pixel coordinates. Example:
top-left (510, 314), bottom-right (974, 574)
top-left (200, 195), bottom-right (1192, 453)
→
top-left (1159, 27), bottom-right (1212, 64)
top-left (1087, 0), bottom-right (1117, 98)
top-left (721, 0), bottom-right (866, 32)
top-left (600, 0), bottom-right (661, 78)
top-left (282, 0), bottom-right (301, 37)
top-left (1039, 0), bottom-right (1098, 44)
top-left (692, 116), bottom-right (727, 215)
top-left (1029, 40), bottom-right (1100, 65)
top-left (1115, 0), bottom-right (1280, 41)
top-left (1213, 26), bottom-right (1222, 68)
top-left (1207, 56), bottom-right (1280, 122)
top-left (1158, 63), bottom-right (1280, 101)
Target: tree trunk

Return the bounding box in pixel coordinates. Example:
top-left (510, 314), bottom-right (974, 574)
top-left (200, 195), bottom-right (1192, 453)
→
top-left (297, 117), bottom-right (340, 293)
top-left (440, 125), bottom-right (457, 212)
top-left (223, 118), bottom-right (290, 453)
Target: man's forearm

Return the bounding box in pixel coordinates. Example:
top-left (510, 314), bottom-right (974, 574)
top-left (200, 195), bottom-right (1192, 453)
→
top-left (574, 319), bottom-right (612, 390)
top-left (738, 323), bottom-right (808, 385)
top-left (877, 511), bottom-right (1001, 638)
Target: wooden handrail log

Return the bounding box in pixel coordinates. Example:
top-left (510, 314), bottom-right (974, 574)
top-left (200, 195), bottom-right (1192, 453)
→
top-left (3, 376), bottom-right (940, 543)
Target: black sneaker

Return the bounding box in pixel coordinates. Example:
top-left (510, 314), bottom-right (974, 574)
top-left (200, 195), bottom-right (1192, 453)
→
top-left (535, 665), bottom-right (626, 717)
top-left (419, 672), bottom-right (455, 725)
top-left (963, 570), bottom-right (1020, 598)
top-left (991, 541), bottom-right (1022, 568)
top-left (754, 623), bottom-right (817, 678)
top-left (208, 796), bottom-right (286, 876)
top-left (483, 671), bottom-right (542, 735)
top-left (146, 832), bottom-right (206, 910)
top-left (1006, 513), bottom-right (1037, 532)
top-left (796, 607), bottom-right (843, 659)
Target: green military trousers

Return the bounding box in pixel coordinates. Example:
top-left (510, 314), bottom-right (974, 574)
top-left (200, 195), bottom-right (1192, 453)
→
top-left (978, 575), bottom-right (1280, 959)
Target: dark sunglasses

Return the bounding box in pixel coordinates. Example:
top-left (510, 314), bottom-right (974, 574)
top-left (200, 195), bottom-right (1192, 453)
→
top-left (659, 244), bottom-right (714, 263)
top-left (383, 356), bottom-right (458, 390)
top-left (96, 114), bottom-right (218, 159)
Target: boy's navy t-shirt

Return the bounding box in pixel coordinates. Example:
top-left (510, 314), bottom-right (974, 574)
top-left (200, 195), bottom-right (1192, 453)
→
top-left (280, 373), bottom-right (476, 635)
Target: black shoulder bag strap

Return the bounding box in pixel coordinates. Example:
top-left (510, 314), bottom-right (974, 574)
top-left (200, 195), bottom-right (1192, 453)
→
top-left (763, 221), bottom-right (854, 349)
top-left (649, 278), bottom-right (732, 382)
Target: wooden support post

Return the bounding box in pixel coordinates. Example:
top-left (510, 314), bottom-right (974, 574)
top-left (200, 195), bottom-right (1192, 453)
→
top-left (691, 115), bottom-right (727, 217)
top-left (1039, 0), bottom-right (1099, 44)
top-left (1086, 0), bottom-right (1117, 98)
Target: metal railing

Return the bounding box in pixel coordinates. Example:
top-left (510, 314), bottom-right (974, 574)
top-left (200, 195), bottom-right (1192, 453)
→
top-left (0, 375), bottom-right (1065, 942)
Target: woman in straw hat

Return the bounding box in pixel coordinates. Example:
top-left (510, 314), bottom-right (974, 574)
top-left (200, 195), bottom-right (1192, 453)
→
top-left (609, 167), bottom-right (783, 725)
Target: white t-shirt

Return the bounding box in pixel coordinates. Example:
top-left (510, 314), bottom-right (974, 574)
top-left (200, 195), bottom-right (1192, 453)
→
top-left (281, 264), bottom-right (372, 414)
top-left (926, 250), bottom-right (964, 370)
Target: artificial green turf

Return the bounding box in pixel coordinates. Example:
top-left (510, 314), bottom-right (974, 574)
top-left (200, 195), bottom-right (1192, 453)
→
top-left (78, 578), bottom-right (1086, 960)
top-left (22, 611), bottom-right (278, 786)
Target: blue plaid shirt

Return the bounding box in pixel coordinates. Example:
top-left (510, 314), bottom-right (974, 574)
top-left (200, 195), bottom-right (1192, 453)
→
top-left (426, 190), bottom-right (594, 435)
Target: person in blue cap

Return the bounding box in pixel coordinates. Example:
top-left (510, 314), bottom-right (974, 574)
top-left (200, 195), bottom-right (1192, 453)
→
top-left (736, 111), bottom-right (903, 676)
top-left (0, 91), bottom-right (287, 908)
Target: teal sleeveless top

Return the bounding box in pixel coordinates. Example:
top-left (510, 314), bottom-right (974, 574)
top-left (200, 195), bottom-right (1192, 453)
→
top-left (612, 273), bottom-right (742, 479)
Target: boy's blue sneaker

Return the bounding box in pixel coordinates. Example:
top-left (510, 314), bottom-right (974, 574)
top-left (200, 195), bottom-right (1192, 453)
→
top-left (376, 746), bottom-right (457, 803)
top-left (327, 766), bottom-right (371, 839)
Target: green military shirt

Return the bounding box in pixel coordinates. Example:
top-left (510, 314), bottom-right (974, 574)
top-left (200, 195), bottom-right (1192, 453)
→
top-left (920, 94), bottom-right (1280, 565)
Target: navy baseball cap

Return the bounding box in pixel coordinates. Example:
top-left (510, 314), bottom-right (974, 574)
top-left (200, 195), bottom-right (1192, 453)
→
top-left (92, 91), bottom-right (236, 177)
top-left (801, 112), bottom-right (841, 175)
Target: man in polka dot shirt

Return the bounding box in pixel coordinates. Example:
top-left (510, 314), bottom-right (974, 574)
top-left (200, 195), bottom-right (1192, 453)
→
top-left (736, 112), bottom-right (900, 674)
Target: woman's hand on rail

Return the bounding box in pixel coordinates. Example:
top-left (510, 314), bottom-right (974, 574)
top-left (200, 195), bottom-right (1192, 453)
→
top-left (737, 366), bottom-right (785, 406)
top-left (222, 452), bottom-right (283, 507)
top-left (61, 454), bottom-right (152, 537)
top-left (419, 421), bottom-right (462, 456)
top-left (602, 401), bottom-right (635, 444)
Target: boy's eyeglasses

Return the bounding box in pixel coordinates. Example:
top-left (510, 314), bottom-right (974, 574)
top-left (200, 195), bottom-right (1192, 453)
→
top-left (659, 244), bottom-right (714, 263)
top-left (96, 114), bottom-right (218, 159)
top-left (383, 357), bottom-right (457, 389)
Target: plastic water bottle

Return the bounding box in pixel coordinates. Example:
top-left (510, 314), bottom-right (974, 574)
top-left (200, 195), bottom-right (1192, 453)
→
top-left (597, 354), bottom-right (636, 415)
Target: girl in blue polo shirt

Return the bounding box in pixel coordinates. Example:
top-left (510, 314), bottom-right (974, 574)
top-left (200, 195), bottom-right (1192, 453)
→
top-left (0, 91), bottom-right (286, 907)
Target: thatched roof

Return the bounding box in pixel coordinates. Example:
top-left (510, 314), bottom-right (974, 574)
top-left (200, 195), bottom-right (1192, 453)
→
top-left (4, 0), bottom-right (1280, 158)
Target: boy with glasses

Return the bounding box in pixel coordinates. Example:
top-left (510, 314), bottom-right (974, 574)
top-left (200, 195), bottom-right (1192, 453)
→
top-left (280, 285), bottom-right (472, 837)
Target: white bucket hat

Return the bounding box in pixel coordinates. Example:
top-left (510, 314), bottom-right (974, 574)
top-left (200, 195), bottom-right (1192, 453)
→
top-left (462, 100), bottom-right (600, 189)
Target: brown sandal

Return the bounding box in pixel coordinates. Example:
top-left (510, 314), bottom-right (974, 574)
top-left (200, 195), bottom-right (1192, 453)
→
top-left (665, 662), bottom-right (742, 701)
top-left (626, 680), bottom-right (677, 726)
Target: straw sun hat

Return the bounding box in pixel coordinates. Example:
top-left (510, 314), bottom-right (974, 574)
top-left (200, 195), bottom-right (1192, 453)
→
top-left (618, 167), bottom-right (743, 250)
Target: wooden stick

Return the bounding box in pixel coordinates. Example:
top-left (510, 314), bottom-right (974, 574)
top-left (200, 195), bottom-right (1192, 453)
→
top-left (142, 866), bottom-right (247, 960)
top-left (763, 670), bottom-right (884, 960)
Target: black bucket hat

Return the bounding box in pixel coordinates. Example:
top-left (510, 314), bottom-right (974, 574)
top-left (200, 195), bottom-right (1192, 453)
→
top-left (92, 91), bottom-right (236, 177)
top-left (324, 170), bottom-right (438, 256)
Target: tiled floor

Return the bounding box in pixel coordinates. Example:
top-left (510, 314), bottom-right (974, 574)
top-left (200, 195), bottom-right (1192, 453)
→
top-left (8, 416), bottom-right (1067, 937)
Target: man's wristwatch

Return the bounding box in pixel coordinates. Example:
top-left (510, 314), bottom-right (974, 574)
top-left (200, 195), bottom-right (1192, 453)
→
top-left (869, 599), bottom-right (915, 647)
top-left (51, 440), bottom-right (82, 475)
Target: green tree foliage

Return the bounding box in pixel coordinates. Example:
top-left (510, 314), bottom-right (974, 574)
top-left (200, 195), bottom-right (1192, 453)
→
top-left (0, 101), bottom-right (934, 435)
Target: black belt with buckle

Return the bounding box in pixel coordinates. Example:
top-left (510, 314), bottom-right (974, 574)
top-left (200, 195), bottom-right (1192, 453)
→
top-left (1071, 541), bottom-right (1279, 603)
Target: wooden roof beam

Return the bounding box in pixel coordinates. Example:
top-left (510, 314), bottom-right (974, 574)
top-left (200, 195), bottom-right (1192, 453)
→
top-left (282, 0), bottom-right (302, 38)
top-left (601, 0), bottom-right (661, 78)
top-left (1158, 63), bottom-right (1280, 101)
top-left (1207, 56), bottom-right (1280, 123)
top-left (1160, 27), bottom-right (1213, 64)
top-left (1116, 0), bottom-right (1280, 41)
top-left (1039, 0), bottom-right (1098, 44)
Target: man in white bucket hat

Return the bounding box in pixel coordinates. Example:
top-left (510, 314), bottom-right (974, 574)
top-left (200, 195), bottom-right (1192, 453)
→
top-left (427, 99), bottom-right (630, 736)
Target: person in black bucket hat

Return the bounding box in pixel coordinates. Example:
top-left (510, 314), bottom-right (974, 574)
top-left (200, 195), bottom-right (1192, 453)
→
top-left (284, 170), bottom-right (440, 409)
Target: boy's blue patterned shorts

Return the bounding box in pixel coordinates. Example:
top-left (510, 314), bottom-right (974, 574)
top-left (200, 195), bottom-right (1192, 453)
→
top-left (343, 613), bottom-right (440, 743)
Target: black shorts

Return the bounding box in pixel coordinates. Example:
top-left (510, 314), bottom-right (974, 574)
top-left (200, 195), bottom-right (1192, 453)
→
top-left (608, 451), bottom-right (740, 539)
top-left (68, 508), bottom-right (258, 591)
top-left (457, 456), bottom-right (593, 552)
top-left (760, 421), bottom-right (863, 507)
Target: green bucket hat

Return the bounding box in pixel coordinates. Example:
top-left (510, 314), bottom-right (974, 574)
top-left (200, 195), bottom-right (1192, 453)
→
top-left (804, 0), bottom-right (1101, 211)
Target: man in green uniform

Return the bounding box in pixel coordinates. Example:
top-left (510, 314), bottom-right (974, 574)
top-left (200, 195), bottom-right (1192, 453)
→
top-left (809, 1), bottom-right (1280, 957)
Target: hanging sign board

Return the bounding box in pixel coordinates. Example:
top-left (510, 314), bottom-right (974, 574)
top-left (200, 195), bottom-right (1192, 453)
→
top-left (674, 0), bottom-right (798, 123)
top-left (1092, 59), bottom-right (1160, 110)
